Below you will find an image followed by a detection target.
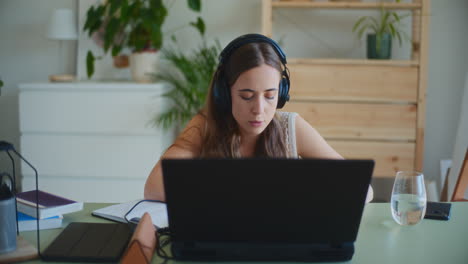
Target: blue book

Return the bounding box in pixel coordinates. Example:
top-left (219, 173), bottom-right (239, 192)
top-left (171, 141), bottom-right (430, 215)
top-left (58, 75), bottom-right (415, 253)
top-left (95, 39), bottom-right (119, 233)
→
top-left (17, 212), bottom-right (63, 232)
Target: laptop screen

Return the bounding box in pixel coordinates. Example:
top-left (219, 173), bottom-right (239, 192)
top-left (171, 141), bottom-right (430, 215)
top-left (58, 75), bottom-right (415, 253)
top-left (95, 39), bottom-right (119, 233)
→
top-left (162, 158), bottom-right (374, 245)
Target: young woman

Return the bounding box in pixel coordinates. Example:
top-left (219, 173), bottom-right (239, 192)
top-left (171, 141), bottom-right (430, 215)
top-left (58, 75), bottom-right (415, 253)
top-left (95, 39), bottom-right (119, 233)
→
top-left (144, 34), bottom-right (373, 202)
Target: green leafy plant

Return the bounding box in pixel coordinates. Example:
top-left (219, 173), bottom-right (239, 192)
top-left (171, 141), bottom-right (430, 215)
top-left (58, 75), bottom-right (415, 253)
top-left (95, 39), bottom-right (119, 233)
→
top-left (152, 40), bottom-right (221, 130)
top-left (352, 0), bottom-right (410, 48)
top-left (82, 0), bottom-right (205, 78)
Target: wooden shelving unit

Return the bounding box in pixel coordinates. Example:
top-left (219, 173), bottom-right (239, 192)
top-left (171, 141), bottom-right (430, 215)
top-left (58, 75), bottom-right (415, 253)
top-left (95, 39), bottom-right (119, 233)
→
top-left (288, 58), bottom-right (420, 67)
top-left (272, 1), bottom-right (422, 9)
top-left (262, 0), bottom-right (430, 178)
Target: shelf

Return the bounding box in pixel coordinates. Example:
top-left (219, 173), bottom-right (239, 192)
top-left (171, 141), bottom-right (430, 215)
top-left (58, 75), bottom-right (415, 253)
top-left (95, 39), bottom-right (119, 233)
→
top-left (272, 1), bottom-right (422, 10)
top-left (288, 58), bottom-right (419, 67)
top-left (290, 96), bottom-right (417, 105)
top-left (18, 82), bottom-right (167, 92)
top-left (324, 137), bottom-right (416, 143)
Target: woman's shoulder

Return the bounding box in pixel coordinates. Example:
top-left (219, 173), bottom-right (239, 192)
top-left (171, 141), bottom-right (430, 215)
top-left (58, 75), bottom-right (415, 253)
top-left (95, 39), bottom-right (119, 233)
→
top-left (276, 111), bottom-right (298, 122)
top-left (181, 112), bottom-right (207, 136)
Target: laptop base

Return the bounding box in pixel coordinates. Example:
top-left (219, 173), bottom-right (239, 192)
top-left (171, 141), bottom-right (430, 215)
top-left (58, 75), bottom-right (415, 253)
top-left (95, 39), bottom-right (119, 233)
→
top-left (172, 242), bottom-right (354, 262)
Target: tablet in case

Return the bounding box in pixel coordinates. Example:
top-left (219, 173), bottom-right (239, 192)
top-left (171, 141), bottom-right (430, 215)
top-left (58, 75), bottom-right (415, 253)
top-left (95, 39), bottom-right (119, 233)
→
top-left (41, 222), bottom-right (132, 262)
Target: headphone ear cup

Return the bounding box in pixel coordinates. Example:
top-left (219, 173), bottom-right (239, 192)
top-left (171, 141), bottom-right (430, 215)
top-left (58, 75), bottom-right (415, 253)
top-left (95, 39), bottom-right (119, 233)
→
top-left (277, 73), bottom-right (290, 109)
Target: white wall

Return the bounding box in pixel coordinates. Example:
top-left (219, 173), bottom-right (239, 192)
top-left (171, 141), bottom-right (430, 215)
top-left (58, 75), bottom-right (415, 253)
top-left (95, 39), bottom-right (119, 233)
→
top-left (0, 0), bottom-right (77, 187)
top-left (1, 0), bottom-right (468, 200)
top-left (447, 72), bottom-right (468, 199)
top-left (424, 0), bottom-right (468, 189)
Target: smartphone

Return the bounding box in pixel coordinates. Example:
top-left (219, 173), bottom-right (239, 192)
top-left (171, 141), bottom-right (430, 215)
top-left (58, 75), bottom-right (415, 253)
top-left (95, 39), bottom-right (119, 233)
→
top-left (424, 201), bottom-right (451, 220)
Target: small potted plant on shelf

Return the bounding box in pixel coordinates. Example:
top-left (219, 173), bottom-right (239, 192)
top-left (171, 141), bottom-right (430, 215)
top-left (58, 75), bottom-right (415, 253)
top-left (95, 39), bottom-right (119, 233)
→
top-left (83, 0), bottom-right (204, 82)
top-left (352, 0), bottom-right (410, 59)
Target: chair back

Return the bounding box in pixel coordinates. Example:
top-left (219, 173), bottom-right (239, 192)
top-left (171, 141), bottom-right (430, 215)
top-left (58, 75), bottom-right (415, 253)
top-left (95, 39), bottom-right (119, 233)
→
top-left (451, 148), bottom-right (468, 201)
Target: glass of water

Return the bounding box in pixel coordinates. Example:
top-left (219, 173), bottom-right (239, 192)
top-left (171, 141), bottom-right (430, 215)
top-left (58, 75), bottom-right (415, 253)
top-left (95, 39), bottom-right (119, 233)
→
top-left (391, 171), bottom-right (427, 225)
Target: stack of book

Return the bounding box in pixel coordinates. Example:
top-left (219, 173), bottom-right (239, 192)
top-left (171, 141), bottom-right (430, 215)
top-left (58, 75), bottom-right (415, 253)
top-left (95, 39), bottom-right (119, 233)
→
top-left (16, 190), bottom-right (84, 231)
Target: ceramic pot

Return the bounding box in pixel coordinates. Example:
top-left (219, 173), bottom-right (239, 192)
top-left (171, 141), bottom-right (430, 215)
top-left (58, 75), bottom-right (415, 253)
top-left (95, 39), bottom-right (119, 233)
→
top-left (367, 33), bottom-right (392, 59)
top-left (129, 51), bottom-right (160, 83)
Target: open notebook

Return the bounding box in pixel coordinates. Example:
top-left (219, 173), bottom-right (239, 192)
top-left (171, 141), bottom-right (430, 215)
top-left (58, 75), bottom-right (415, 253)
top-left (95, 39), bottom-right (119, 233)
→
top-left (92, 200), bottom-right (168, 229)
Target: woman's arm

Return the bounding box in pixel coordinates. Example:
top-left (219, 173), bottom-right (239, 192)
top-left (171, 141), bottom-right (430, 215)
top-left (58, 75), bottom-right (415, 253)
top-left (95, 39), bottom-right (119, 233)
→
top-left (144, 114), bottom-right (206, 201)
top-left (294, 114), bottom-right (374, 203)
top-left (295, 114), bottom-right (343, 159)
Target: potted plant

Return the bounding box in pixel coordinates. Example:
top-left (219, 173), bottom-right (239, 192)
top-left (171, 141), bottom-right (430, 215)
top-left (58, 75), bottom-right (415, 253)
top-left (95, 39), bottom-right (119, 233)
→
top-left (83, 0), bottom-right (204, 82)
top-left (152, 39), bottom-right (221, 130)
top-left (352, 0), bottom-right (410, 59)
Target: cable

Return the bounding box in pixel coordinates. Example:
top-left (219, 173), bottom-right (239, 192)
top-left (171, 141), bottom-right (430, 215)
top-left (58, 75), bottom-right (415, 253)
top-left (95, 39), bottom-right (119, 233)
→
top-left (123, 199), bottom-right (164, 227)
top-left (155, 227), bottom-right (175, 260)
top-left (5, 151), bottom-right (19, 235)
top-left (123, 199), bottom-right (175, 260)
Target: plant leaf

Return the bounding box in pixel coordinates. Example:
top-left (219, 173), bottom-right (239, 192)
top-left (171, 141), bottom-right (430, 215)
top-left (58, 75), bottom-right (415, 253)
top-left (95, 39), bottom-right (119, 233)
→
top-left (389, 23), bottom-right (397, 38)
top-left (120, 0), bottom-right (130, 22)
top-left (151, 25), bottom-right (163, 50)
top-left (352, 16), bottom-right (368, 33)
top-left (357, 23), bottom-right (369, 40)
top-left (86, 51), bottom-right (95, 79)
top-left (380, 10), bottom-right (391, 34)
top-left (187, 0), bottom-right (201, 12)
top-left (151, 0), bottom-right (168, 25)
top-left (112, 45), bottom-right (122, 57)
top-left (153, 40), bottom-right (221, 129)
top-left (190, 17), bottom-right (205, 36)
top-left (368, 16), bottom-right (380, 33)
top-left (83, 6), bottom-right (95, 31)
top-left (109, 0), bottom-right (122, 16)
top-left (392, 12), bottom-right (400, 23)
top-left (104, 17), bottom-right (119, 52)
top-left (395, 30), bottom-right (403, 47)
top-left (83, 5), bottom-right (104, 37)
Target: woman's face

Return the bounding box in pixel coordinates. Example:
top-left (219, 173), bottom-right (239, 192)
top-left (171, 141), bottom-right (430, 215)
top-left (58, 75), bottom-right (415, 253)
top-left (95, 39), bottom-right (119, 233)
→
top-left (230, 64), bottom-right (281, 137)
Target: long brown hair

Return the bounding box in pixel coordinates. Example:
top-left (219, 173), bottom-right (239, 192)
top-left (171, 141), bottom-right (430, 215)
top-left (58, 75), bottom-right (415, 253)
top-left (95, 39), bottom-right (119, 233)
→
top-left (199, 42), bottom-right (289, 158)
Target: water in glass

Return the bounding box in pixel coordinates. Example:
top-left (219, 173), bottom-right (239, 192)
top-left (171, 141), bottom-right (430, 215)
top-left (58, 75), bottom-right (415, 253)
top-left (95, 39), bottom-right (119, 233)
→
top-left (391, 171), bottom-right (427, 225)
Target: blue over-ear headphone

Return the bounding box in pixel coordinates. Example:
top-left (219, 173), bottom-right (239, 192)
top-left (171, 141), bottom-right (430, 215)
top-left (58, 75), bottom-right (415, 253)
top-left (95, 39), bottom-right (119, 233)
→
top-left (213, 34), bottom-right (290, 112)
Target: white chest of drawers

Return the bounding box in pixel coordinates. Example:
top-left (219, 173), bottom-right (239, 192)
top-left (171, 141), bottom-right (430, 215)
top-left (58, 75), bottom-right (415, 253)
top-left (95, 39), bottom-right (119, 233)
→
top-left (18, 82), bottom-right (175, 202)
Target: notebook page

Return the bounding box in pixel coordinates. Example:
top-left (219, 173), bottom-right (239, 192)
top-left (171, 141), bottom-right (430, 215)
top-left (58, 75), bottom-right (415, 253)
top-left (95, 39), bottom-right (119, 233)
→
top-left (92, 200), bottom-right (168, 228)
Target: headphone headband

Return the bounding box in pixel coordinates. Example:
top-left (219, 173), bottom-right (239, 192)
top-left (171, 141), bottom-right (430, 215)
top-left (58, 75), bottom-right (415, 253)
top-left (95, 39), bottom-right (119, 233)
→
top-left (219, 33), bottom-right (287, 65)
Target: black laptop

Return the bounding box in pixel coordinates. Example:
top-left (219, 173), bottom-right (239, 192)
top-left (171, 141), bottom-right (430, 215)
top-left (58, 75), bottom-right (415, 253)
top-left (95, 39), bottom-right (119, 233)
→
top-left (161, 158), bottom-right (374, 262)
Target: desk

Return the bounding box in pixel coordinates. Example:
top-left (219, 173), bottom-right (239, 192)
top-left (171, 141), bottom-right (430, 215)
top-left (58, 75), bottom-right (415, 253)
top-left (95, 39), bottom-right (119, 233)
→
top-left (20, 202), bottom-right (468, 264)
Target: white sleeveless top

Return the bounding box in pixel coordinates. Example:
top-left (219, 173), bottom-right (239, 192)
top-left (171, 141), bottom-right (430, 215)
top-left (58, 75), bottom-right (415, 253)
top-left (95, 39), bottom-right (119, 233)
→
top-left (276, 111), bottom-right (298, 158)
